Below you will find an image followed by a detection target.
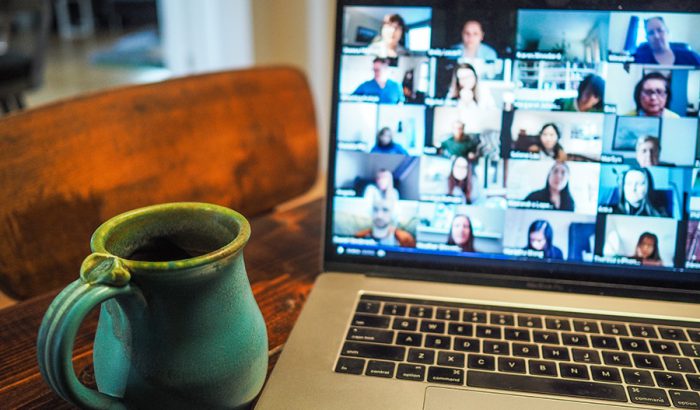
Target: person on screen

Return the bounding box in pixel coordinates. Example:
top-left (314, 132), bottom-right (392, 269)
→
top-left (438, 120), bottom-right (479, 160)
top-left (447, 62), bottom-right (496, 110)
top-left (630, 232), bottom-right (663, 266)
top-left (363, 169), bottom-right (400, 203)
top-left (633, 17), bottom-right (700, 66)
top-left (367, 14), bottom-right (408, 58)
top-left (555, 74), bottom-right (605, 113)
top-left (527, 123), bottom-right (567, 161)
top-left (447, 214), bottom-right (475, 252)
top-left (354, 197), bottom-right (416, 247)
top-left (353, 57), bottom-right (404, 104)
top-left (613, 168), bottom-right (667, 217)
top-left (455, 20), bottom-right (497, 61)
top-left (626, 72), bottom-right (679, 118)
top-left (524, 162), bottom-right (575, 211)
top-left (370, 127), bottom-right (408, 155)
top-left (635, 135), bottom-right (661, 167)
top-left (526, 220), bottom-right (563, 260)
top-left (447, 156), bottom-right (473, 204)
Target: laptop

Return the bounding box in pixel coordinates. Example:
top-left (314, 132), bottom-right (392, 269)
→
top-left (257, 0), bottom-right (700, 408)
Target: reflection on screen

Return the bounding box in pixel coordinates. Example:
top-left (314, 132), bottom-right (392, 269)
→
top-left (331, 2), bottom-right (700, 275)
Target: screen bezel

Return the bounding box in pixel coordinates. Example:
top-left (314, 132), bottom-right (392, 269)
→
top-left (324, 0), bottom-right (700, 300)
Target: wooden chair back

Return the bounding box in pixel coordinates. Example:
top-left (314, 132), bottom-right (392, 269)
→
top-left (0, 66), bottom-right (318, 300)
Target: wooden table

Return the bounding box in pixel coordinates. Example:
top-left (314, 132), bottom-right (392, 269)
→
top-left (0, 198), bottom-right (324, 408)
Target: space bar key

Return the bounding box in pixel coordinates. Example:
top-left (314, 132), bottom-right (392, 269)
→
top-left (467, 371), bottom-right (628, 403)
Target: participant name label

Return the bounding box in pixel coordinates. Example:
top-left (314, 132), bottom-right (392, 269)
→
top-left (508, 200), bottom-right (554, 210)
top-left (428, 48), bottom-right (463, 58)
top-left (503, 248), bottom-right (544, 258)
top-left (593, 255), bottom-right (641, 266)
top-left (516, 51), bottom-right (562, 61)
top-left (600, 154), bottom-right (623, 164)
top-left (608, 53), bottom-right (635, 63)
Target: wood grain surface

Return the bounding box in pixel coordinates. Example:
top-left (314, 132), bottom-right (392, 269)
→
top-left (0, 198), bottom-right (324, 409)
top-left (0, 66), bottom-right (318, 300)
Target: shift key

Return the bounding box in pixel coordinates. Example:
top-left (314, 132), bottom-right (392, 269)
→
top-left (342, 341), bottom-right (405, 361)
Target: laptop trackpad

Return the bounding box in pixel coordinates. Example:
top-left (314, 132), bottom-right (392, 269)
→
top-left (424, 387), bottom-right (630, 409)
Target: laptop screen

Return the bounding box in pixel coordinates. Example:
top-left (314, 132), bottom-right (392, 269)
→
top-left (325, 0), bottom-right (700, 292)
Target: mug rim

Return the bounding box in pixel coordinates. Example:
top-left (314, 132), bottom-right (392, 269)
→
top-left (90, 202), bottom-right (251, 271)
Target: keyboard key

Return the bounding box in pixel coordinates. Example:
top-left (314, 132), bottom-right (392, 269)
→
top-left (396, 364), bottom-right (425, 382)
top-left (533, 331), bottom-right (559, 345)
top-left (529, 360), bottom-right (558, 377)
top-left (664, 356), bottom-right (696, 373)
top-left (630, 325), bottom-right (658, 339)
top-left (409, 306), bottom-right (433, 319)
top-left (435, 308), bottom-right (458, 321)
top-left (620, 338), bottom-right (648, 352)
top-left (512, 343), bottom-right (539, 358)
top-left (690, 375), bottom-right (700, 391)
top-left (425, 335), bottom-right (451, 349)
top-left (392, 317), bottom-right (417, 331)
top-left (559, 363), bottom-right (589, 380)
top-left (396, 332), bottom-right (422, 347)
top-left (420, 320), bottom-right (446, 334)
top-left (342, 342), bottom-right (405, 361)
top-left (601, 322), bottom-right (628, 336)
top-left (602, 351), bottom-right (632, 367)
top-left (545, 317), bottom-right (571, 331)
top-left (382, 304), bottom-right (407, 316)
top-left (356, 301), bottom-right (380, 314)
top-left (623, 369), bottom-right (655, 386)
top-left (681, 343), bottom-right (700, 358)
top-left (483, 340), bottom-right (509, 355)
top-left (542, 346), bottom-right (570, 361)
top-left (447, 322), bottom-right (473, 337)
top-left (669, 390), bottom-right (700, 409)
top-left (347, 327), bottom-right (394, 344)
top-left (454, 337), bottom-right (480, 353)
top-left (490, 313), bottom-right (515, 326)
top-left (655, 371), bottom-right (689, 389)
top-left (562, 333), bottom-right (588, 347)
top-left (689, 329), bottom-right (700, 343)
top-left (590, 336), bottom-right (619, 350)
top-left (504, 328), bottom-right (531, 342)
top-left (572, 348), bottom-right (600, 364)
top-left (365, 360), bottom-right (395, 378)
top-left (518, 315), bottom-right (543, 329)
top-left (437, 351), bottom-right (465, 368)
top-left (499, 357), bottom-right (526, 374)
top-left (427, 366), bottom-right (464, 385)
top-left (407, 348), bottom-right (435, 365)
top-left (476, 325), bottom-right (502, 339)
top-left (352, 314), bottom-right (390, 329)
top-left (591, 366), bottom-right (622, 383)
top-left (468, 354), bottom-right (495, 370)
top-left (335, 357), bottom-right (365, 375)
top-left (467, 371), bottom-right (627, 402)
top-left (633, 353), bottom-right (664, 370)
top-left (573, 320), bottom-right (600, 334)
top-left (660, 327), bottom-right (688, 341)
top-left (627, 386), bottom-right (670, 407)
top-left (463, 310), bottom-right (487, 323)
top-left (650, 340), bottom-right (679, 356)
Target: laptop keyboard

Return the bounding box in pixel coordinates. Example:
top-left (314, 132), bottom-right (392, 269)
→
top-left (334, 294), bottom-right (700, 408)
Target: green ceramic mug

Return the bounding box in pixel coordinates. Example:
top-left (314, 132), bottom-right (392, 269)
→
top-left (37, 202), bottom-right (268, 409)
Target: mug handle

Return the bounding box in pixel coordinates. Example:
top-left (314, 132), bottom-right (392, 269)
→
top-left (37, 253), bottom-right (137, 409)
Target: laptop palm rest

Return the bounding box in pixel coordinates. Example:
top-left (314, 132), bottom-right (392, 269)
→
top-left (424, 387), bottom-right (629, 410)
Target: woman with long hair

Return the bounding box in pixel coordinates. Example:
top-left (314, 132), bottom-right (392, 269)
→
top-left (524, 162), bottom-right (575, 211)
top-left (614, 168), bottom-right (666, 217)
top-left (632, 232), bottom-right (663, 266)
top-left (447, 156), bottom-right (473, 204)
top-left (526, 220), bottom-right (563, 259)
top-left (528, 123), bottom-right (566, 161)
top-left (447, 214), bottom-right (475, 252)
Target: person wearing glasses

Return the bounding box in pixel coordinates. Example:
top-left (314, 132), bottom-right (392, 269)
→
top-left (633, 17), bottom-right (700, 66)
top-left (626, 72), bottom-right (679, 118)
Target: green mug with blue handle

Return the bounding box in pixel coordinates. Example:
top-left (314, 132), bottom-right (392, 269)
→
top-left (37, 202), bottom-right (268, 409)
